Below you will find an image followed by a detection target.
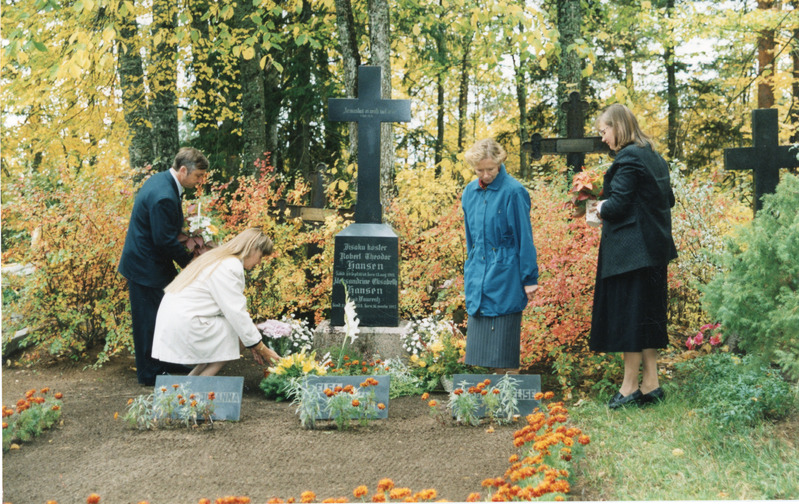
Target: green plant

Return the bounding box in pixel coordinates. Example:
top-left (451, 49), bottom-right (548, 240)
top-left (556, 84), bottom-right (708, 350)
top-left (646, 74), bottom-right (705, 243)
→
top-left (448, 376), bottom-right (521, 426)
top-left (404, 313), bottom-right (484, 391)
top-left (673, 352), bottom-right (796, 430)
top-left (2, 388), bottom-right (63, 452)
top-left (123, 385), bottom-right (216, 430)
top-left (288, 378), bottom-right (385, 430)
top-left (259, 351), bottom-right (328, 401)
top-left (703, 173), bottom-right (799, 379)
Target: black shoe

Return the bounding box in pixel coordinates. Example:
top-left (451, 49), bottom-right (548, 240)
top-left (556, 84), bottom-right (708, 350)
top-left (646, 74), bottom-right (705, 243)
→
top-left (608, 389), bottom-right (643, 409)
top-left (641, 387), bottom-right (665, 405)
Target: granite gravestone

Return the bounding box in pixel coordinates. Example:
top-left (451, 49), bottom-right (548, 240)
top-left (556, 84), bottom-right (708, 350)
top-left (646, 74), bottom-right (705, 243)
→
top-left (451, 373), bottom-right (542, 417)
top-left (328, 65), bottom-right (411, 327)
top-left (724, 108), bottom-right (799, 214)
top-left (154, 375), bottom-right (244, 421)
top-left (523, 92), bottom-right (610, 172)
top-left (303, 375), bottom-right (390, 420)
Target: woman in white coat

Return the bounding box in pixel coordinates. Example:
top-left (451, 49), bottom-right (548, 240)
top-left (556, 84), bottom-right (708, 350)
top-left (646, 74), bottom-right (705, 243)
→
top-left (152, 228), bottom-right (280, 376)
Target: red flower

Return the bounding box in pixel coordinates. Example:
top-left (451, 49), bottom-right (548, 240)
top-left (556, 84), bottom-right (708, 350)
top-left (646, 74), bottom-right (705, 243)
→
top-left (87, 493), bottom-right (101, 504)
top-left (377, 403), bottom-right (386, 410)
top-left (352, 399), bottom-right (361, 407)
top-left (208, 392), bottom-right (216, 401)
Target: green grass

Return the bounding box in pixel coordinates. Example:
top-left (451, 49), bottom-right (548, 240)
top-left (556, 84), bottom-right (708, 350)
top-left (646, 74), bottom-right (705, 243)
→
top-left (569, 391), bottom-right (799, 500)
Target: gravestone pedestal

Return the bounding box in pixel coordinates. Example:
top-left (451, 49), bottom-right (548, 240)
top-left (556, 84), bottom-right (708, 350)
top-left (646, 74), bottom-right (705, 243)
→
top-left (314, 320), bottom-right (410, 360)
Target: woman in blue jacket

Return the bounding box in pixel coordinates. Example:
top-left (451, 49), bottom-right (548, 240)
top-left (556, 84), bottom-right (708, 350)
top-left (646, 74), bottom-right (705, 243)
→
top-left (461, 139), bottom-right (540, 373)
top-left (589, 104), bottom-right (678, 409)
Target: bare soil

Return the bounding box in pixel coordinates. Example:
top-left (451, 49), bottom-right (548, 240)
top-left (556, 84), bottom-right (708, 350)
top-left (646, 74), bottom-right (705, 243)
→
top-left (2, 354), bottom-right (524, 504)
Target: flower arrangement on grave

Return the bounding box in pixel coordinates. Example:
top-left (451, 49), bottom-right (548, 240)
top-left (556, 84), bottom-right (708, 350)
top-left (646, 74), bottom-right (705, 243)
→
top-left (256, 315), bottom-right (314, 356)
top-left (123, 384), bottom-right (216, 430)
top-left (567, 164), bottom-right (607, 217)
top-left (259, 351), bottom-right (328, 402)
top-left (2, 387), bottom-right (64, 452)
top-left (403, 314), bottom-right (484, 391)
top-left (180, 197), bottom-right (222, 256)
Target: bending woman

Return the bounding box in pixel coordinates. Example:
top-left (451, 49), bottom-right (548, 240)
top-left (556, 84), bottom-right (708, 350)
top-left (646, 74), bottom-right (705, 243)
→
top-left (152, 228), bottom-right (280, 376)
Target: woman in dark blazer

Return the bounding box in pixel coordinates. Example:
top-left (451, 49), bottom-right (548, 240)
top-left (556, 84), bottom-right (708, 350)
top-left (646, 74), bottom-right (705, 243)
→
top-left (588, 104), bottom-right (677, 409)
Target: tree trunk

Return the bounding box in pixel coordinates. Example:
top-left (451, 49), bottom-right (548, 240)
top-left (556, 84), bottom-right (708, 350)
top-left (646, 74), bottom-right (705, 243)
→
top-left (665, 0), bottom-right (680, 159)
top-left (515, 56), bottom-right (529, 179)
top-left (368, 0), bottom-right (395, 208)
top-left (757, 0), bottom-right (777, 109)
top-left (457, 36), bottom-right (472, 152)
top-left (556, 0), bottom-right (582, 137)
top-left (334, 0), bottom-right (360, 164)
top-left (238, 0), bottom-right (267, 176)
top-left (189, 0), bottom-right (215, 142)
top-left (117, 2), bottom-right (152, 169)
top-left (434, 0), bottom-right (445, 175)
top-left (150, 0), bottom-right (180, 171)
top-left (286, 0), bottom-right (314, 182)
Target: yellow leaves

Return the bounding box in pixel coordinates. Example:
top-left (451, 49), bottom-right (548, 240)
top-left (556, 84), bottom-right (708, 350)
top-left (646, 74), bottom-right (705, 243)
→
top-left (242, 46), bottom-right (256, 60)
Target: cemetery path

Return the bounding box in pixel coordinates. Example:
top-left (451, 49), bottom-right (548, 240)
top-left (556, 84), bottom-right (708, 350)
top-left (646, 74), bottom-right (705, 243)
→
top-left (2, 355), bottom-right (523, 503)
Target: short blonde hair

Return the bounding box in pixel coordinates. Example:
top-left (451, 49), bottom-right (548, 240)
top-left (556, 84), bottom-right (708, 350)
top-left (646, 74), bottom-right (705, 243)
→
top-left (595, 104), bottom-right (654, 151)
top-left (464, 138), bottom-right (508, 168)
top-left (165, 228), bottom-right (273, 293)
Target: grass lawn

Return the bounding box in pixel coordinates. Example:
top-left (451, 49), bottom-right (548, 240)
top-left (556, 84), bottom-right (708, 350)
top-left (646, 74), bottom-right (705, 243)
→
top-left (569, 387), bottom-right (799, 500)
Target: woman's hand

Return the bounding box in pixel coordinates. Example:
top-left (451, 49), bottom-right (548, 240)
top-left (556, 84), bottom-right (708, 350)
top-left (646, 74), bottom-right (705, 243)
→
top-left (251, 342), bottom-right (280, 366)
top-left (524, 284), bottom-right (539, 301)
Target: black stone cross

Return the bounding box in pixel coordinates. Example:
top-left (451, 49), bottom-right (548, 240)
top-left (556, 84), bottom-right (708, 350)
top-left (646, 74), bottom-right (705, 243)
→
top-left (522, 91), bottom-right (610, 172)
top-left (328, 66), bottom-right (411, 223)
top-left (724, 108), bottom-right (799, 214)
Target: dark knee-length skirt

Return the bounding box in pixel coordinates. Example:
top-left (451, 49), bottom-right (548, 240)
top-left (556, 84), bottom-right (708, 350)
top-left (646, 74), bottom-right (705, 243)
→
top-left (590, 264), bottom-right (669, 353)
top-left (464, 312), bottom-right (523, 368)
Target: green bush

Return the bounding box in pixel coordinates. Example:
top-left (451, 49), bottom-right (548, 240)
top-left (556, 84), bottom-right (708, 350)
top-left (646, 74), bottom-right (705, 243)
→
top-left (673, 352), bottom-right (796, 430)
top-left (703, 173), bottom-right (799, 379)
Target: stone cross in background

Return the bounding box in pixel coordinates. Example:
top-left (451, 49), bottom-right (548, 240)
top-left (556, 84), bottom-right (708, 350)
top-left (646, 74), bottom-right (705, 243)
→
top-left (523, 91), bottom-right (610, 173)
top-left (327, 66), bottom-right (410, 327)
top-left (328, 66), bottom-right (411, 223)
top-left (724, 108), bottom-right (799, 214)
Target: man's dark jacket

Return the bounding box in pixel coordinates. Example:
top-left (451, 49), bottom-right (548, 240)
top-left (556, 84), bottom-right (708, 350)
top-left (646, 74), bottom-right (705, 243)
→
top-left (118, 170), bottom-right (192, 288)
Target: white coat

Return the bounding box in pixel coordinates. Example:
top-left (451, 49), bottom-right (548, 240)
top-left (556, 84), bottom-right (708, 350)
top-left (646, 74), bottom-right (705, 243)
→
top-left (152, 257), bottom-right (262, 365)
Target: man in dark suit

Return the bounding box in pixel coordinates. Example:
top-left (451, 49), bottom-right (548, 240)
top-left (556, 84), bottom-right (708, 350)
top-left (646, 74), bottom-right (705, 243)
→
top-left (119, 147), bottom-right (209, 385)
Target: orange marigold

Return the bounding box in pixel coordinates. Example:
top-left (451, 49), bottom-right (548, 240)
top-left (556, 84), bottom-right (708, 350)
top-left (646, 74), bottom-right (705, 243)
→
top-left (352, 399), bottom-right (361, 407)
top-left (2, 422), bottom-right (7, 429)
top-left (25, 389), bottom-right (36, 399)
top-left (376, 478), bottom-right (394, 492)
top-left (353, 485), bottom-right (369, 498)
top-left (377, 403), bottom-right (386, 410)
top-left (300, 491), bottom-right (316, 503)
top-left (52, 405), bottom-right (61, 411)
top-left (453, 389), bottom-right (464, 396)
top-left (87, 494), bottom-right (101, 504)
top-left (208, 392), bottom-right (216, 401)
top-left (466, 493), bottom-right (481, 502)
top-left (543, 391), bottom-right (555, 400)
top-left (172, 384), bottom-right (180, 389)
top-left (421, 393), bottom-right (429, 401)
top-left (40, 387), bottom-right (51, 394)
top-left (428, 400), bottom-right (437, 407)
top-left (370, 493), bottom-right (386, 503)
top-left (534, 392), bottom-right (544, 400)
top-left (389, 488), bottom-right (412, 500)
top-left (54, 392), bottom-right (64, 399)
top-left (578, 435), bottom-right (590, 445)
top-left (46, 501), bottom-right (58, 504)
top-left (266, 498), bottom-right (284, 504)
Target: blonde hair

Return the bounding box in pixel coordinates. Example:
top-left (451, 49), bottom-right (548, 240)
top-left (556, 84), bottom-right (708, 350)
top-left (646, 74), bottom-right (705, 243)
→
top-left (595, 104), bottom-right (654, 151)
top-left (464, 138), bottom-right (508, 168)
top-left (165, 228), bottom-right (273, 293)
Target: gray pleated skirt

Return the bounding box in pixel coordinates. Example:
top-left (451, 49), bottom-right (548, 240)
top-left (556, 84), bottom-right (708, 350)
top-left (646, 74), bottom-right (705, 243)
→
top-left (464, 312), bottom-right (523, 368)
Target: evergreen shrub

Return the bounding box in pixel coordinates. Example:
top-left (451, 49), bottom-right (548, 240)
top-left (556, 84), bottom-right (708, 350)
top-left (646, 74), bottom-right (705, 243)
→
top-left (703, 173), bottom-right (799, 380)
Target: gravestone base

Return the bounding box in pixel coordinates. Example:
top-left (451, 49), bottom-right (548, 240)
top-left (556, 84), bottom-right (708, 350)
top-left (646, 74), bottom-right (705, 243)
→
top-left (313, 320), bottom-right (411, 361)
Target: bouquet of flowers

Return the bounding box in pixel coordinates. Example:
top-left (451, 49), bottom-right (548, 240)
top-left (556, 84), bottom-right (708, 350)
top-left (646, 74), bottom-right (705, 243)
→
top-left (180, 197), bottom-right (220, 256)
top-left (256, 315), bottom-right (314, 356)
top-left (568, 165), bottom-right (606, 217)
top-left (259, 351), bottom-right (328, 402)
